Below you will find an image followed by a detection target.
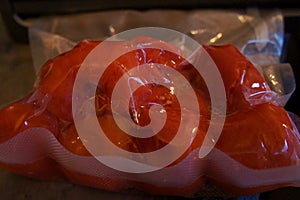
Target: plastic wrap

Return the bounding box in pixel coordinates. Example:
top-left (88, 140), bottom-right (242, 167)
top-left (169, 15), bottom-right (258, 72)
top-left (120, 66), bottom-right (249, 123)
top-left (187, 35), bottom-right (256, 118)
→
top-left (29, 9), bottom-right (283, 71)
top-left (28, 9), bottom-right (295, 106)
top-left (0, 9), bottom-right (300, 198)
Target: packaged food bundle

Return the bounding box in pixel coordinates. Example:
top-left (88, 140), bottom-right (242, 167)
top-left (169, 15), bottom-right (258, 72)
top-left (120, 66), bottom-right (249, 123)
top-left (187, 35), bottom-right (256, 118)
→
top-left (0, 36), bottom-right (299, 198)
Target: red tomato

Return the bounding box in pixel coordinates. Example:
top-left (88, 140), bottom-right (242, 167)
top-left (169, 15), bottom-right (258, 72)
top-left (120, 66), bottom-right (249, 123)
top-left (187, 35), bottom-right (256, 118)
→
top-left (98, 47), bottom-right (189, 98)
top-left (215, 102), bottom-right (300, 169)
top-left (95, 44), bottom-right (211, 154)
top-left (0, 94), bottom-right (59, 143)
top-left (0, 94), bottom-right (61, 180)
top-left (203, 45), bottom-right (270, 114)
top-left (37, 40), bottom-right (100, 122)
top-left (1, 39), bottom-right (299, 197)
top-left (58, 124), bottom-right (91, 156)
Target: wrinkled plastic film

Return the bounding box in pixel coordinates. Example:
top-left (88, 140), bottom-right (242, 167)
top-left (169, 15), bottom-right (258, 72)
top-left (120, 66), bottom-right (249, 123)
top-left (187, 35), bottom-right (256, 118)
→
top-left (29, 29), bottom-right (76, 74)
top-left (261, 63), bottom-right (296, 106)
top-left (28, 9), bottom-right (293, 105)
top-left (29, 9), bottom-right (283, 72)
top-left (242, 8), bottom-right (284, 65)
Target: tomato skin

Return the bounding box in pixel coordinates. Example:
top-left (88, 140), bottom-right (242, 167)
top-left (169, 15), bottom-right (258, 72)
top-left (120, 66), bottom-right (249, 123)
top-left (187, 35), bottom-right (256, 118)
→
top-left (37, 40), bottom-right (100, 122)
top-left (215, 102), bottom-right (300, 169)
top-left (98, 48), bottom-right (188, 98)
top-left (0, 95), bottom-right (61, 180)
top-left (0, 95), bottom-right (59, 143)
top-left (58, 124), bottom-right (91, 156)
top-left (203, 45), bottom-right (270, 114)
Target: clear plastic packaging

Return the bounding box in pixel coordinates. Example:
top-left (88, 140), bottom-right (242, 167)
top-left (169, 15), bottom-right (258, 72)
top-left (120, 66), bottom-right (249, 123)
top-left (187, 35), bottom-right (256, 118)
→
top-left (28, 9), bottom-right (294, 106)
top-left (29, 9), bottom-right (284, 72)
top-left (0, 9), bottom-right (299, 198)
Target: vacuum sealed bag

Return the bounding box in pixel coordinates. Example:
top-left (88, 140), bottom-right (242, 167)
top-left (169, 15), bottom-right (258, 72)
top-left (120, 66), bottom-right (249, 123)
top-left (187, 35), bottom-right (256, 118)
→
top-left (1, 9), bottom-right (300, 198)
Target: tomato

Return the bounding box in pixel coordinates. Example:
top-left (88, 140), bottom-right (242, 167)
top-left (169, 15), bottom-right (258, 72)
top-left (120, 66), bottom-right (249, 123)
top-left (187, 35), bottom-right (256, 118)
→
top-left (1, 39), bottom-right (299, 197)
top-left (0, 94), bottom-right (59, 143)
top-left (0, 94), bottom-right (61, 180)
top-left (203, 45), bottom-right (271, 114)
top-left (58, 123), bottom-right (91, 156)
top-left (215, 102), bottom-right (300, 169)
top-left (98, 47), bottom-right (189, 98)
top-left (93, 42), bottom-right (209, 154)
top-left (37, 40), bottom-right (100, 122)
top-left (96, 84), bottom-right (182, 153)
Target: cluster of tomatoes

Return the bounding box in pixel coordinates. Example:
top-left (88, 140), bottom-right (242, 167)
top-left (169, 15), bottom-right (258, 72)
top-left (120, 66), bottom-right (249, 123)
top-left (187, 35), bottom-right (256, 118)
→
top-left (0, 39), bottom-right (299, 197)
